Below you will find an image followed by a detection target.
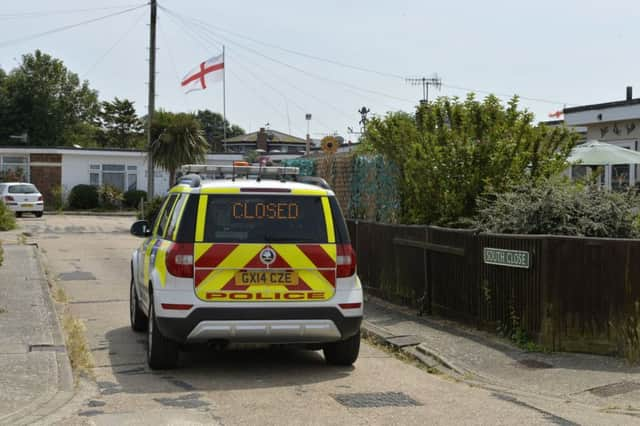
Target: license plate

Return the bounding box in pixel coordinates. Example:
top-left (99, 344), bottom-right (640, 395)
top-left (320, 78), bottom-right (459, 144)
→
top-left (235, 271), bottom-right (298, 286)
top-left (22, 203), bottom-right (33, 208)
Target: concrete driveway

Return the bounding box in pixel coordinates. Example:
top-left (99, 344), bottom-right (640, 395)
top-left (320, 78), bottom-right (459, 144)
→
top-left (2, 214), bottom-right (633, 425)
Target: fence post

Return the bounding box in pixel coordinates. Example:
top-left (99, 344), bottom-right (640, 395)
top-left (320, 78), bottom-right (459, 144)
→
top-left (422, 225), bottom-right (432, 315)
top-left (539, 237), bottom-right (554, 350)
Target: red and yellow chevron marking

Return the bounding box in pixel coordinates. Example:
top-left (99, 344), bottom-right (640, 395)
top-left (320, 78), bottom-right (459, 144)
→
top-left (193, 243), bottom-right (337, 302)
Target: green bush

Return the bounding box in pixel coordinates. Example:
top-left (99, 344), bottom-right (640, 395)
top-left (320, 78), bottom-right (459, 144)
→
top-left (98, 185), bottom-right (124, 210)
top-left (123, 190), bottom-right (147, 209)
top-left (137, 196), bottom-right (164, 225)
top-left (0, 201), bottom-right (17, 232)
top-left (68, 185), bottom-right (99, 210)
top-left (475, 177), bottom-right (640, 238)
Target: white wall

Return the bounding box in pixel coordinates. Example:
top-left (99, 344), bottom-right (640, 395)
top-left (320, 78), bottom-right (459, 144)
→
top-left (61, 151), bottom-right (170, 197)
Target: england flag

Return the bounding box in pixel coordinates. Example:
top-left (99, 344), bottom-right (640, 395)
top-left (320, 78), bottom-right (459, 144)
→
top-left (181, 54), bottom-right (224, 93)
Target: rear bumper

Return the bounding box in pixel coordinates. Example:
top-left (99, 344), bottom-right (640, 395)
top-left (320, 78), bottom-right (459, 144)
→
top-left (155, 307), bottom-right (362, 344)
top-left (5, 202), bottom-right (44, 212)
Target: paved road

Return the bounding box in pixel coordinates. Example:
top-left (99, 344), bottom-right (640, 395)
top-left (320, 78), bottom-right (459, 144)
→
top-left (6, 215), bottom-right (635, 425)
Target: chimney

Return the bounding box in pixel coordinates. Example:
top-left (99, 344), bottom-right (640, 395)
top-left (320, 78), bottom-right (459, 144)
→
top-left (627, 86), bottom-right (633, 101)
top-left (256, 128), bottom-right (268, 151)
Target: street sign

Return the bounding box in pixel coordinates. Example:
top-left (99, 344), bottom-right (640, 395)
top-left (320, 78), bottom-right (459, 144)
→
top-left (483, 247), bottom-right (530, 269)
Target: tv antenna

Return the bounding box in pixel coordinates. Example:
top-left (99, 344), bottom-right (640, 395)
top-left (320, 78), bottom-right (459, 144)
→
top-left (405, 75), bottom-right (442, 104)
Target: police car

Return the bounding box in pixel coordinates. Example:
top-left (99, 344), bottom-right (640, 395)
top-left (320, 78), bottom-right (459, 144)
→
top-left (129, 163), bottom-right (362, 369)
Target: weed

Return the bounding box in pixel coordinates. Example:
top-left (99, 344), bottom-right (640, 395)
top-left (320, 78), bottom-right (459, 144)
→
top-left (62, 313), bottom-right (94, 377)
top-left (52, 286), bottom-right (68, 303)
top-left (0, 202), bottom-right (16, 231)
top-left (610, 301), bottom-right (640, 364)
top-left (0, 307), bottom-right (6, 314)
top-left (498, 299), bottom-right (547, 352)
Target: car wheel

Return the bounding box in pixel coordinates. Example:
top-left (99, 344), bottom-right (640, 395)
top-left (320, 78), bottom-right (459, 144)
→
top-left (130, 275), bottom-right (147, 332)
top-left (147, 294), bottom-right (179, 369)
top-left (323, 330), bottom-right (361, 366)
top-left (35, 211), bottom-right (43, 218)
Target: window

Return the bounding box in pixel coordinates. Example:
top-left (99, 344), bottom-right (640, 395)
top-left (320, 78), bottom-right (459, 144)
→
top-left (166, 194), bottom-right (188, 240)
top-left (0, 155), bottom-right (28, 181)
top-left (8, 184), bottom-right (37, 194)
top-left (127, 165), bottom-right (138, 191)
top-left (203, 195), bottom-right (327, 243)
top-left (88, 164), bottom-right (138, 191)
top-left (612, 164), bottom-right (629, 191)
top-left (155, 195), bottom-right (178, 238)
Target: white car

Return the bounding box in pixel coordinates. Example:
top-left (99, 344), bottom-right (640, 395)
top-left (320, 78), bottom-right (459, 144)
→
top-left (0, 182), bottom-right (44, 217)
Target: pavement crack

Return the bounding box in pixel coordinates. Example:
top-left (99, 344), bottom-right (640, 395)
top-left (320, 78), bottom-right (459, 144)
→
top-left (491, 393), bottom-right (578, 426)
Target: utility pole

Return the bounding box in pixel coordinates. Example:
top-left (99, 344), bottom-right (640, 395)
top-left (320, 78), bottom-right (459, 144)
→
top-left (406, 75), bottom-right (441, 104)
top-left (305, 113), bottom-right (312, 156)
top-left (146, 0), bottom-right (157, 198)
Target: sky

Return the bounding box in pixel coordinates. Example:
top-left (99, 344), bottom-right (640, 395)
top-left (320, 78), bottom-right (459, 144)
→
top-left (1, 0), bottom-right (639, 140)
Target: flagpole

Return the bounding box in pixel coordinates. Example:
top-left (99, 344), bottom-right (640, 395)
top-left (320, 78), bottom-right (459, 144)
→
top-left (222, 45), bottom-right (227, 152)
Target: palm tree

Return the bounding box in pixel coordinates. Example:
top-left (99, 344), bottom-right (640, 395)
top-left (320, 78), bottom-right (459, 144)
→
top-left (150, 110), bottom-right (209, 186)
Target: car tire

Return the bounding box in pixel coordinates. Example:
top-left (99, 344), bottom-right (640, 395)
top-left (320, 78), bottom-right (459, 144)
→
top-left (147, 294), bottom-right (179, 370)
top-left (130, 275), bottom-right (147, 332)
top-left (35, 212), bottom-right (43, 218)
top-left (15, 212), bottom-right (22, 218)
top-left (323, 330), bottom-right (360, 366)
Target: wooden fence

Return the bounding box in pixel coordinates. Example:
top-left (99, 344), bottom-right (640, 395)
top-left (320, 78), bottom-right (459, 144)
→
top-left (348, 220), bottom-right (640, 355)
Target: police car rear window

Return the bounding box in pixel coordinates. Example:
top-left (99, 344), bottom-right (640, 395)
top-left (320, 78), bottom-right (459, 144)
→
top-left (203, 195), bottom-right (328, 243)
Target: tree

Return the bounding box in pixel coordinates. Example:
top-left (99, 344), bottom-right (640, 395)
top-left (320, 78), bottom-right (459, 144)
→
top-left (98, 97), bottom-right (144, 148)
top-left (0, 50), bottom-right (99, 146)
top-left (196, 109), bottom-right (244, 152)
top-left (150, 110), bottom-right (209, 185)
top-left (361, 95), bottom-right (580, 225)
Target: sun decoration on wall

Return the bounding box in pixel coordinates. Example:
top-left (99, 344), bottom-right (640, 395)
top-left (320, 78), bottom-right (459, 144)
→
top-left (321, 136), bottom-right (339, 154)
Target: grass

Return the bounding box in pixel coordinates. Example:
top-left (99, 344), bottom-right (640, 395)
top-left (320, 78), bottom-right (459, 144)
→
top-left (610, 301), bottom-right (640, 364)
top-left (53, 284), bottom-right (94, 378)
top-left (0, 203), bottom-right (16, 232)
top-left (62, 312), bottom-right (95, 378)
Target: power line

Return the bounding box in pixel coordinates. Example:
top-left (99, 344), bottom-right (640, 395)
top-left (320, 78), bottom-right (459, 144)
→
top-left (82, 10), bottom-right (147, 77)
top-left (0, 4), bottom-right (147, 20)
top-left (159, 6), bottom-right (417, 105)
top-left (179, 19), bottom-right (349, 127)
top-left (0, 4), bottom-right (148, 49)
top-left (159, 5), bottom-right (572, 107)
top-left (158, 12), bottom-right (290, 127)
top-left (168, 15), bottom-right (405, 81)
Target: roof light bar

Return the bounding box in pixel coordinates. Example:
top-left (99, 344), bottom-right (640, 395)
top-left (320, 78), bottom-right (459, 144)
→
top-left (180, 164), bottom-right (300, 178)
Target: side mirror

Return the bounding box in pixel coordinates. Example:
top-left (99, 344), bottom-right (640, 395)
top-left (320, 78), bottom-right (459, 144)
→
top-left (130, 220), bottom-right (152, 237)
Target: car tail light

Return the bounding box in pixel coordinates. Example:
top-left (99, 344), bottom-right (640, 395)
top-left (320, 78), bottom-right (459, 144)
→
top-left (161, 303), bottom-right (193, 310)
top-left (339, 302), bottom-right (362, 310)
top-left (336, 244), bottom-right (357, 278)
top-left (37, 196), bottom-right (43, 201)
top-left (166, 243), bottom-right (194, 278)
top-left (4, 196), bottom-right (14, 202)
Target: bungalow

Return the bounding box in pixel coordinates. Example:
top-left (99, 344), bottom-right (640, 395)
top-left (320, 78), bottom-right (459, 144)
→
top-left (0, 146), bottom-right (305, 208)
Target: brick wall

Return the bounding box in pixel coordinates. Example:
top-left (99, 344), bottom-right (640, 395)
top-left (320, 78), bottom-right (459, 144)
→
top-left (29, 154), bottom-right (62, 210)
top-left (30, 154), bottom-right (62, 163)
